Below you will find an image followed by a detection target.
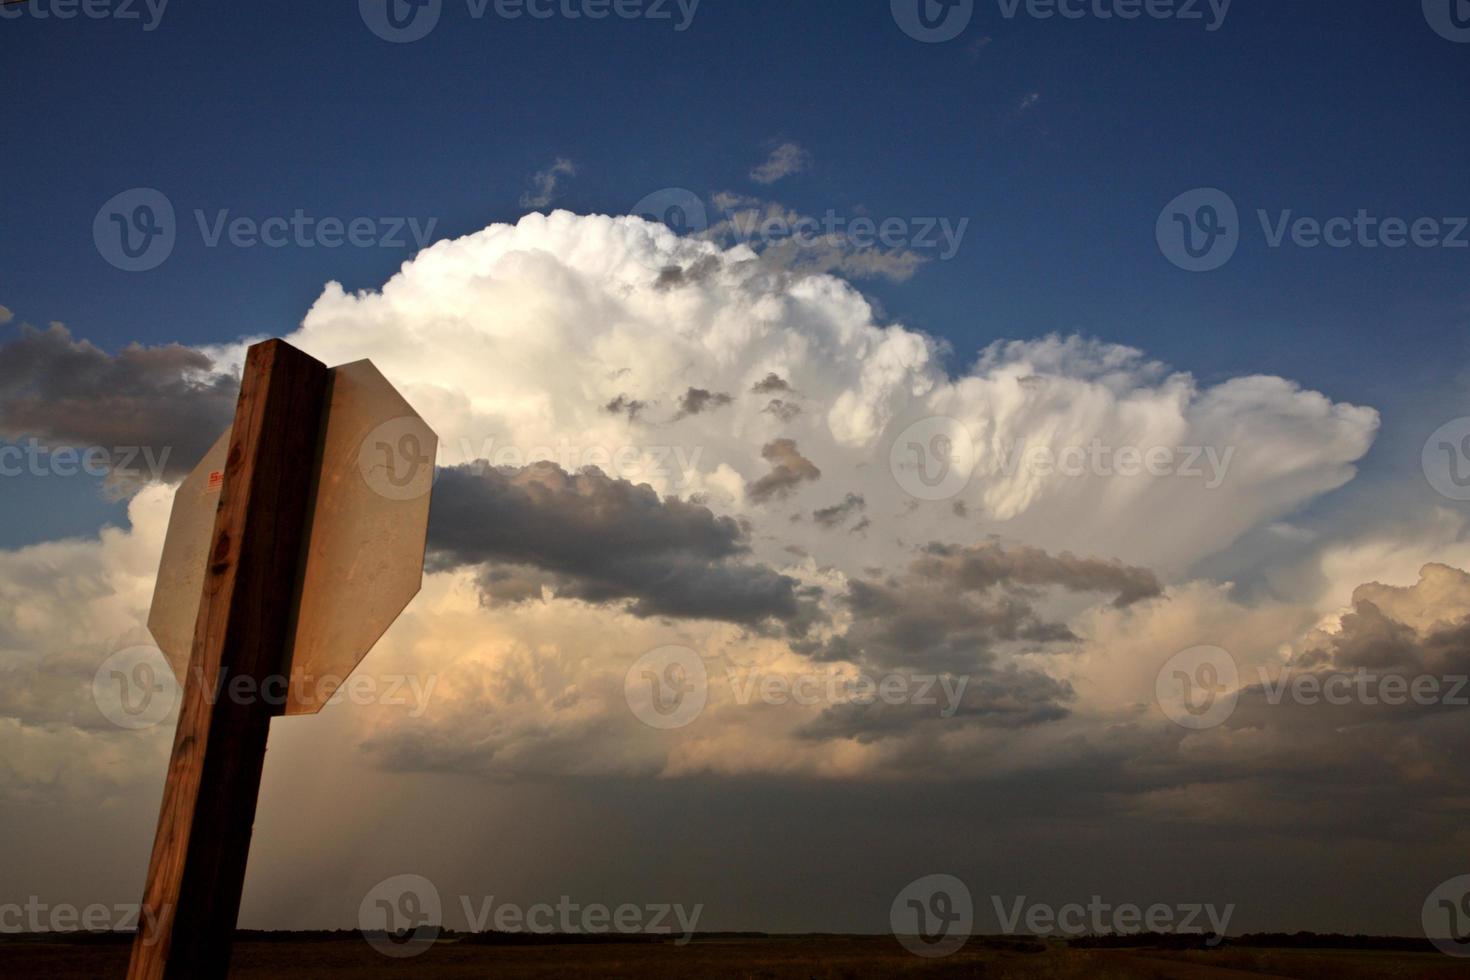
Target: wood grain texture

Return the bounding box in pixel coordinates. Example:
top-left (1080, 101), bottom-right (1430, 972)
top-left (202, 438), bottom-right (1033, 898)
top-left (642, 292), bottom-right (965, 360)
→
top-left (127, 339), bottom-right (328, 980)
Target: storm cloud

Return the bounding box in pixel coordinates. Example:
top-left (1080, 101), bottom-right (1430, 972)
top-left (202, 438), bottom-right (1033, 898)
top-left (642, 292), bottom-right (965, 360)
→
top-left (428, 460), bottom-right (816, 630)
top-left (673, 387), bottom-right (733, 419)
top-left (747, 438), bottom-right (821, 503)
top-left (0, 323), bottom-right (237, 481)
top-left (800, 542), bottom-right (1162, 675)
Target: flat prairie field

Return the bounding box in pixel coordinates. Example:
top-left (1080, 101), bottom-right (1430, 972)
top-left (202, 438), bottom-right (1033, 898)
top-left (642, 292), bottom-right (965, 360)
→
top-left (2, 936), bottom-right (1469, 979)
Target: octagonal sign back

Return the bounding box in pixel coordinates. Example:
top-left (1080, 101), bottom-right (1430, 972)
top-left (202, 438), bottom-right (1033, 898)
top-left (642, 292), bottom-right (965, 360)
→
top-left (148, 359), bottom-right (437, 714)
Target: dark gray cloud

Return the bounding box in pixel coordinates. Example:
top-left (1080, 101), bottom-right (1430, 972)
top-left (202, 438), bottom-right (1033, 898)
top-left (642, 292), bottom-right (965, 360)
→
top-left (762, 399), bottom-right (801, 422)
top-left (604, 394), bottom-right (647, 422)
top-left (428, 461), bottom-right (816, 631)
top-left (1298, 571), bottom-right (1470, 675)
top-left (1223, 564), bottom-right (1470, 734)
top-left (653, 255), bottom-right (720, 290)
top-left (812, 492), bottom-right (865, 529)
top-left (798, 542), bottom-right (1161, 676)
top-left (911, 541), bottom-right (1163, 609)
top-left (747, 438), bottom-right (821, 503)
top-left (751, 373), bottom-right (791, 394)
top-left (674, 387), bottom-right (732, 420)
top-left (1071, 563), bottom-right (1470, 851)
top-left (0, 323), bottom-right (237, 481)
top-left (795, 665), bottom-right (1074, 744)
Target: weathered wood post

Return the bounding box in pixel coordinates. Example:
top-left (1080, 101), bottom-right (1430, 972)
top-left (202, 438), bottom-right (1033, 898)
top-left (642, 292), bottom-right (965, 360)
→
top-left (127, 339), bottom-right (328, 979)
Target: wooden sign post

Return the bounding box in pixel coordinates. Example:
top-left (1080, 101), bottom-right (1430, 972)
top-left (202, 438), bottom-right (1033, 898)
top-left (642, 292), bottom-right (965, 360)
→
top-left (127, 338), bottom-right (437, 979)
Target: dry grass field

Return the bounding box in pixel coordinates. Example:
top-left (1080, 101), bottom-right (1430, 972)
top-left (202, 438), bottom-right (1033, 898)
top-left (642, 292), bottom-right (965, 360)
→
top-left (2, 936), bottom-right (1468, 979)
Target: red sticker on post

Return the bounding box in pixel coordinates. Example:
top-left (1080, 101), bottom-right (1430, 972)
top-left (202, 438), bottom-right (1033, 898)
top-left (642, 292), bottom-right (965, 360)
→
top-left (206, 470), bottom-right (224, 492)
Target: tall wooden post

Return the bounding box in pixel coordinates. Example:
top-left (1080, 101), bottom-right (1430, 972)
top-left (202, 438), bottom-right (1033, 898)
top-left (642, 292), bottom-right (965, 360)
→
top-left (127, 340), bottom-right (328, 980)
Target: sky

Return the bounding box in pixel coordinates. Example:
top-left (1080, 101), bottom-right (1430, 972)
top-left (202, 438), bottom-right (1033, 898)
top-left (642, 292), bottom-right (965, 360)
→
top-left (2, 0), bottom-right (1470, 952)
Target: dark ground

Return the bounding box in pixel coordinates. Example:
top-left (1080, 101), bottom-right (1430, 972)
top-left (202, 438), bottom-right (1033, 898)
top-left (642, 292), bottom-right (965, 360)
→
top-left (3, 935), bottom-right (1470, 979)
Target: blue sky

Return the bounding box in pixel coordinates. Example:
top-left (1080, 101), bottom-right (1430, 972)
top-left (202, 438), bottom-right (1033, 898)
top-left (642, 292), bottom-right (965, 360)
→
top-left (3, 0), bottom-right (1466, 382)
top-left (5, 5), bottom-right (1463, 547)
top-left (4, 1), bottom-right (1467, 548)
top-left (1, 2), bottom-right (1467, 551)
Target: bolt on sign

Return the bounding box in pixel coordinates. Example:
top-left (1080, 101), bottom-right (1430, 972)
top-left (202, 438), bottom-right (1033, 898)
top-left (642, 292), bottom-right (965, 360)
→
top-left (127, 340), bottom-right (436, 980)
